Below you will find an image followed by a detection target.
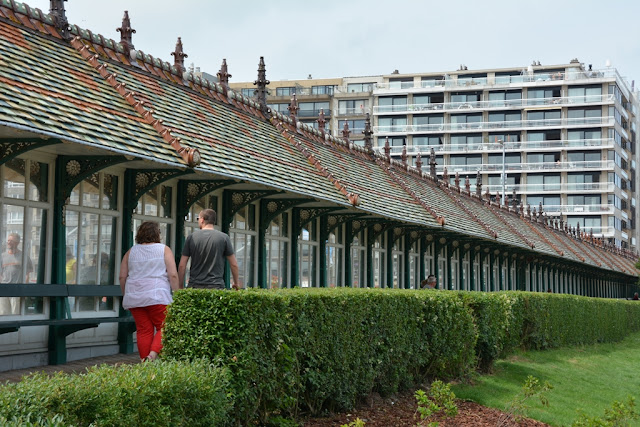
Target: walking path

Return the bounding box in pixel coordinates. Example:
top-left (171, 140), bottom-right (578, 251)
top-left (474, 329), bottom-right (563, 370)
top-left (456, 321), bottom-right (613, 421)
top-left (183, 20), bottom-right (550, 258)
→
top-left (0, 353), bottom-right (140, 384)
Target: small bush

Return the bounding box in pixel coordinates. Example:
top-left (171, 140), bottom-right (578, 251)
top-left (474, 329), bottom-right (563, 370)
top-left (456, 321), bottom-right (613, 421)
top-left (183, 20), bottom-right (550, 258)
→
top-left (415, 380), bottom-right (458, 426)
top-left (0, 359), bottom-right (231, 427)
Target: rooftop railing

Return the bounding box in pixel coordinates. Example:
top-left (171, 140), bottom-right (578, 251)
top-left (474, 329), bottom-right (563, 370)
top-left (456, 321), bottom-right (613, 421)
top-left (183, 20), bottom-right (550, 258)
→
top-left (482, 182), bottom-right (614, 194)
top-left (374, 68), bottom-right (628, 93)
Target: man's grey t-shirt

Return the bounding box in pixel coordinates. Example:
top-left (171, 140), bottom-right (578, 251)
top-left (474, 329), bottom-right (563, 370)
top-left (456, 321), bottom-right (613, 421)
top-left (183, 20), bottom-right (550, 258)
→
top-left (182, 229), bottom-right (234, 288)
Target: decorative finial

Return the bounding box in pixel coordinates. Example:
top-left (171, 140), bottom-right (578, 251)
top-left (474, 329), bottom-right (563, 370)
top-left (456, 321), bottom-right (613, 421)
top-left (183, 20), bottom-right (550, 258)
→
top-left (475, 170), bottom-right (482, 197)
top-left (116, 10), bottom-right (136, 55)
top-left (288, 93), bottom-right (299, 122)
top-left (50, 0), bottom-right (69, 39)
top-left (430, 148), bottom-right (437, 180)
top-left (171, 37), bottom-right (188, 74)
top-left (538, 202), bottom-right (543, 216)
top-left (401, 145), bottom-right (408, 167)
top-left (217, 58), bottom-right (231, 88)
top-left (384, 137), bottom-right (391, 162)
top-left (317, 109), bottom-right (326, 132)
top-left (342, 120), bottom-right (350, 142)
top-left (454, 172), bottom-right (460, 189)
top-left (416, 151), bottom-right (423, 173)
top-left (465, 175), bottom-right (470, 192)
top-left (511, 188), bottom-right (518, 208)
top-left (254, 57), bottom-right (270, 111)
top-left (362, 113), bottom-right (373, 152)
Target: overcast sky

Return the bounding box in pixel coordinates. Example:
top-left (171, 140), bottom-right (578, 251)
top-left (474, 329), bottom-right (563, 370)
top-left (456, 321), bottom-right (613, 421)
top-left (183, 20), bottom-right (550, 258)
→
top-left (24, 0), bottom-right (640, 87)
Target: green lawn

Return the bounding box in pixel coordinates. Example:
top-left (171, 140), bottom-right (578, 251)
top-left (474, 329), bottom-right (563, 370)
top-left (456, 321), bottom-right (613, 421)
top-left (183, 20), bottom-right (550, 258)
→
top-left (451, 332), bottom-right (640, 426)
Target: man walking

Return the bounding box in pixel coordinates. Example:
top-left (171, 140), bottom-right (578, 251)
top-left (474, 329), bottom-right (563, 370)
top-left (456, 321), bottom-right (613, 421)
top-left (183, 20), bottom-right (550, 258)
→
top-left (178, 209), bottom-right (241, 290)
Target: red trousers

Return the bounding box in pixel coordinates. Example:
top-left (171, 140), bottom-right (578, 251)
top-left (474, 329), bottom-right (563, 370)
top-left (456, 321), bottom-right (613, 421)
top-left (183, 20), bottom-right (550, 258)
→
top-left (129, 304), bottom-right (167, 359)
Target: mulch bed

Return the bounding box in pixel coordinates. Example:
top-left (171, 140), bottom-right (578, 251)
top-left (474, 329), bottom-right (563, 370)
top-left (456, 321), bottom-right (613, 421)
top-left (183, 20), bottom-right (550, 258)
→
top-left (304, 388), bottom-right (550, 426)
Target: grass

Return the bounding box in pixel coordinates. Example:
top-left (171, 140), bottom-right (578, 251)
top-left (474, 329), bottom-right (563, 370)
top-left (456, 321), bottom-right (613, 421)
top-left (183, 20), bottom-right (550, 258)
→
top-left (451, 332), bottom-right (640, 426)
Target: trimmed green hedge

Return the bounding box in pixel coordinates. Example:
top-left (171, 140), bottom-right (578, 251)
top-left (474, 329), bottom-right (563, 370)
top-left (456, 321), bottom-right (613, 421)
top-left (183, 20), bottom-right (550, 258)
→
top-left (163, 289), bottom-right (640, 424)
top-left (0, 360), bottom-right (230, 427)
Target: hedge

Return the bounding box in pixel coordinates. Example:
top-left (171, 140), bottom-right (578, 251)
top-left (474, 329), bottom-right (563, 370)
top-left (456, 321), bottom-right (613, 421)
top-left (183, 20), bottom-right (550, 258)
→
top-left (163, 288), bottom-right (640, 425)
top-left (0, 360), bottom-right (231, 427)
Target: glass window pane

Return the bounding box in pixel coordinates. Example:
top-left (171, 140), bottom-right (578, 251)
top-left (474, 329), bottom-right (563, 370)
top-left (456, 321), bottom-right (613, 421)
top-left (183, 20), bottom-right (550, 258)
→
top-left (3, 158), bottom-right (26, 200)
top-left (65, 211), bottom-right (79, 284)
top-left (102, 174), bottom-right (118, 210)
top-left (81, 175), bottom-right (100, 209)
top-left (29, 161), bottom-right (48, 202)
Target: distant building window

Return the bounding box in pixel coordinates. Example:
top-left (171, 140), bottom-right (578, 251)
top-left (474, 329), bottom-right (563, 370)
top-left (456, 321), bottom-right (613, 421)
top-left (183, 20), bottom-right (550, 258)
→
top-left (312, 85), bottom-right (334, 95)
top-left (338, 100), bottom-right (368, 115)
top-left (241, 88), bottom-right (255, 98)
top-left (346, 83), bottom-right (374, 93)
top-left (276, 87), bottom-right (296, 96)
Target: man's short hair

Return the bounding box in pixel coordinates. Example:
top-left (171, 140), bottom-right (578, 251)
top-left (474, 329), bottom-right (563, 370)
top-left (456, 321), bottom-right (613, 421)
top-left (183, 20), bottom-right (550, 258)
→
top-left (8, 232), bottom-right (20, 243)
top-left (199, 209), bottom-right (217, 226)
top-left (427, 274), bottom-right (436, 284)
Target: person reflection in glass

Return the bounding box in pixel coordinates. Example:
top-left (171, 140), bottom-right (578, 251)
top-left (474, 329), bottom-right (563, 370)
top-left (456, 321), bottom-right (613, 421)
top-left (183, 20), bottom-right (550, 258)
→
top-left (1, 233), bottom-right (33, 315)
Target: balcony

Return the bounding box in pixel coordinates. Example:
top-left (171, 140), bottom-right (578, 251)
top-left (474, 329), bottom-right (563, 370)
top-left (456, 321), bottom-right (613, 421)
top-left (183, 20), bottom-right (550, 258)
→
top-left (374, 117), bottom-right (614, 135)
top-left (373, 94), bottom-right (615, 115)
top-left (373, 68), bottom-right (624, 94)
top-left (483, 182), bottom-right (614, 194)
top-left (435, 160), bottom-right (614, 174)
top-left (335, 107), bottom-right (370, 116)
top-left (379, 138), bottom-right (614, 156)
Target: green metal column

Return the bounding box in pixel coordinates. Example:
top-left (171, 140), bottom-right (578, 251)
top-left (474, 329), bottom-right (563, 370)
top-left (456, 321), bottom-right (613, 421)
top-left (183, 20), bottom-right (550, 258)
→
top-left (433, 238), bottom-right (440, 289)
top-left (319, 216), bottom-right (328, 288)
top-left (457, 245), bottom-right (464, 291)
top-left (447, 245), bottom-right (454, 290)
top-left (290, 209), bottom-right (301, 288)
top-left (489, 251), bottom-right (495, 292)
top-left (49, 157), bottom-right (67, 364)
top-left (175, 180), bottom-right (189, 267)
top-left (344, 222), bottom-right (353, 287)
top-left (479, 251), bottom-right (485, 292)
top-left (403, 236), bottom-right (411, 289)
top-left (221, 191), bottom-right (234, 289)
top-left (507, 255), bottom-right (513, 290)
top-left (419, 236), bottom-right (427, 286)
top-left (366, 227), bottom-right (374, 288)
top-left (498, 254), bottom-right (504, 291)
top-left (386, 229), bottom-right (394, 288)
top-left (469, 247), bottom-right (476, 291)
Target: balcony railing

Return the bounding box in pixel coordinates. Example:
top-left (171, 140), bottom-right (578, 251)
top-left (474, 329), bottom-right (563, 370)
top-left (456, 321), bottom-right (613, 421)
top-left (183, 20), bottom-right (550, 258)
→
top-left (540, 204), bottom-right (614, 214)
top-left (435, 160), bottom-right (613, 174)
top-left (374, 68), bottom-right (625, 93)
top-left (483, 182), bottom-right (614, 194)
top-left (374, 117), bottom-right (614, 134)
top-left (373, 94), bottom-right (615, 115)
top-left (380, 138), bottom-right (614, 156)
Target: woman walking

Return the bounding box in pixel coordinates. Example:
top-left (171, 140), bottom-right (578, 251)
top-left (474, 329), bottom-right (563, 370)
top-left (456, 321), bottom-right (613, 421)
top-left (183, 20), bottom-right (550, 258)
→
top-left (119, 221), bottom-right (181, 361)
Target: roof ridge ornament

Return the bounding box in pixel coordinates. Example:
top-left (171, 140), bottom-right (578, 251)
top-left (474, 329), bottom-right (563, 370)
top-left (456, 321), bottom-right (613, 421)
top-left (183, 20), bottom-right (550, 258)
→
top-left (254, 56), bottom-right (270, 112)
top-left (116, 10), bottom-right (135, 56)
top-left (288, 93), bottom-right (299, 122)
top-left (49, 0), bottom-right (70, 39)
top-left (342, 120), bottom-right (350, 144)
top-left (362, 113), bottom-right (373, 153)
top-left (416, 151), bottom-right (423, 173)
top-left (171, 37), bottom-right (187, 74)
top-left (429, 148), bottom-right (437, 180)
top-left (217, 58), bottom-right (231, 89)
top-left (317, 109), bottom-right (326, 133)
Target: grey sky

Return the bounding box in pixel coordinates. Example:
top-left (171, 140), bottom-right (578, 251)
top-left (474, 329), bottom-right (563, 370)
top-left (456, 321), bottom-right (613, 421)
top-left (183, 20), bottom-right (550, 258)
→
top-left (24, 0), bottom-right (640, 87)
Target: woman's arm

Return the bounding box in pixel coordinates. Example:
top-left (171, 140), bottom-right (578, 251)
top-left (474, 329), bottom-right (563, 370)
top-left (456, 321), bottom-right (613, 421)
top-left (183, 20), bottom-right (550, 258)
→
top-left (119, 250), bottom-right (130, 294)
top-left (164, 246), bottom-right (181, 291)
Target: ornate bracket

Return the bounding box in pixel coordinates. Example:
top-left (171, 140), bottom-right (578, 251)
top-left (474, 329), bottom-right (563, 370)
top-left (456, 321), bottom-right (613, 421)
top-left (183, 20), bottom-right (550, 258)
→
top-left (0, 138), bottom-right (61, 166)
top-left (178, 179), bottom-right (234, 213)
top-left (229, 190), bottom-right (280, 219)
top-left (324, 213), bottom-right (365, 235)
top-left (260, 198), bottom-right (315, 231)
top-left (348, 218), bottom-right (394, 242)
top-left (295, 207), bottom-right (339, 230)
top-left (126, 169), bottom-right (194, 207)
top-left (57, 155), bottom-right (129, 202)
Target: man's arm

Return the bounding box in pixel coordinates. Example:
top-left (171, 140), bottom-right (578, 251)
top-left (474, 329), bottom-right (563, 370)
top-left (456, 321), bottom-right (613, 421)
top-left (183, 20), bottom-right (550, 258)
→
top-left (178, 255), bottom-right (189, 288)
top-left (227, 254), bottom-right (241, 290)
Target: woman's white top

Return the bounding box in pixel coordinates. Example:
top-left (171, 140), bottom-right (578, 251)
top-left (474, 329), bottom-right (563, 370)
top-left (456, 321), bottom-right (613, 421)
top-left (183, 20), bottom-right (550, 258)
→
top-left (123, 243), bottom-right (173, 309)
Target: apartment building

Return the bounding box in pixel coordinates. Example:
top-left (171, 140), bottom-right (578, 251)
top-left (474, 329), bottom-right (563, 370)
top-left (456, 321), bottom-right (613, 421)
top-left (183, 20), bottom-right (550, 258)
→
top-left (230, 60), bottom-right (640, 250)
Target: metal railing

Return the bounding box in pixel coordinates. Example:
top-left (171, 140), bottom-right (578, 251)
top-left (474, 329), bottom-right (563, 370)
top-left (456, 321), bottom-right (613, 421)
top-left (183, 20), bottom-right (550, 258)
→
top-left (540, 204), bottom-right (614, 214)
top-left (379, 138), bottom-right (614, 155)
top-left (373, 68), bottom-right (626, 92)
top-left (373, 94), bottom-right (615, 114)
top-left (435, 160), bottom-right (613, 174)
top-left (374, 117), bottom-right (614, 134)
top-left (483, 182), bottom-right (614, 193)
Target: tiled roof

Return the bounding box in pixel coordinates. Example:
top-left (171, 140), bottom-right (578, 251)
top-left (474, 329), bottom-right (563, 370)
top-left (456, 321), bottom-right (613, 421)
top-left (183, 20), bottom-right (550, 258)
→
top-left (0, 1), bottom-right (637, 277)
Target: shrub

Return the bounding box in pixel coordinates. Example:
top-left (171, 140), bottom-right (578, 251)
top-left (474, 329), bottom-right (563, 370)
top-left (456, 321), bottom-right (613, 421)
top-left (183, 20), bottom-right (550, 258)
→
top-left (0, 360), bottom-right (231, 427)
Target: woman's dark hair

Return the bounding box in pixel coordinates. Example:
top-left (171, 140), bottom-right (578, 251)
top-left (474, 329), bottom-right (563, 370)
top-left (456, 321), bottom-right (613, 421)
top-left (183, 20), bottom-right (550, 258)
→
top-left (135, 221), bottom-right (161, 244)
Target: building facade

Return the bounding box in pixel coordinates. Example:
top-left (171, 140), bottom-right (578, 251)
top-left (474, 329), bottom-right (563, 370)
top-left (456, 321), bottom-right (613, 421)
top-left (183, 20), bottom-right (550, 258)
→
top-left (233, 61), bottom-right (640, 251)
